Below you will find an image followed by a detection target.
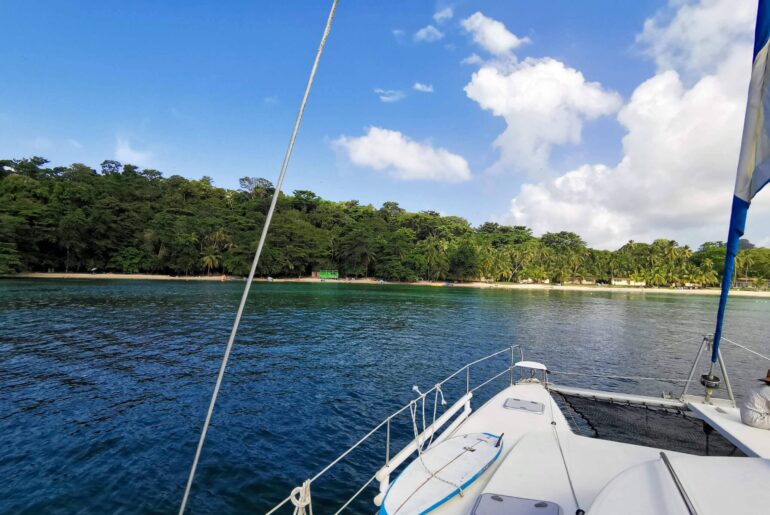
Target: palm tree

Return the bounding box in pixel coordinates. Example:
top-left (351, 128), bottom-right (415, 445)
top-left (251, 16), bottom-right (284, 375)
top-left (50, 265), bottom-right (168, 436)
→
top-left (421, 236), bottom-right (448, 280)
top-left (701, 267), bottom-right (718, 286)
top-left (495, 248), bottom-right (513, 282)
top-left (737, 251), bottom-right (755, 279)
top-left (201, 253), bottom-right (219, 274)
top-left (511, 243), bottom-right (535, 280)
top-left (567, 250), bottom-right (587, 281)
top-left (478, 246), bottom-right (496, 281)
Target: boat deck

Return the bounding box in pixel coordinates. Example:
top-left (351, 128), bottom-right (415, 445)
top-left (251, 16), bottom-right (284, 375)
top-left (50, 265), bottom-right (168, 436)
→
top-left (408, 381), bottom-right (770, 515)
top-left (427, 382), bottom-right (675, 514)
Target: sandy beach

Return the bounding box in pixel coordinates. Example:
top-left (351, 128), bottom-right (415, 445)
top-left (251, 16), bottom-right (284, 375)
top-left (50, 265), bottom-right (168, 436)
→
top-left (5, 272), bottom-right (770, 298)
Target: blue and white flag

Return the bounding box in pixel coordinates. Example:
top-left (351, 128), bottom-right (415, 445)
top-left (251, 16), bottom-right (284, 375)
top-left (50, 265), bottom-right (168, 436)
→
top-left (712, 0), bottom-right (770, 362)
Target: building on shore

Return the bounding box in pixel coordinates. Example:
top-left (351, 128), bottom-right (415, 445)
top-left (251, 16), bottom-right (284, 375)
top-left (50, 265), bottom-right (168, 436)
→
top-left (563, 278), bottom-right (597, 286)
top-left (312, 270), bottom-right (339, 280)
top-left (611, 278), bottom-right (646, 287)
top-left (519, 278), bottom-right (550, 285)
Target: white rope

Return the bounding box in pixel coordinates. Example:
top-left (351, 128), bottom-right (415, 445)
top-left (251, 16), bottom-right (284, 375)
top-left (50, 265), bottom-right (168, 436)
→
top-left (722, 337), bottom-right (770, 361)
top-left (408, 397), bottom-right (463, 497)
top-left (290, 480), bottom-right (313, 515)
top-left (178, 2), bottom-right (339, 513)
top-left (425, 384), bottom-right (447, 450)
top-left (549, 370), bottom-right (689, 383)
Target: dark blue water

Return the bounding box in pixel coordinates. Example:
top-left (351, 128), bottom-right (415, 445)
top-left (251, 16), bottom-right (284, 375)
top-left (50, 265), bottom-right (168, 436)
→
top-left (2, 279), bottom-right (769, 514)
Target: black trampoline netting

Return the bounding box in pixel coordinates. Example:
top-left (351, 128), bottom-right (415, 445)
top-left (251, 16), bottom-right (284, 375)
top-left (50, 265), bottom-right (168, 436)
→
top-left (552, 392), bottom-right (745, 457)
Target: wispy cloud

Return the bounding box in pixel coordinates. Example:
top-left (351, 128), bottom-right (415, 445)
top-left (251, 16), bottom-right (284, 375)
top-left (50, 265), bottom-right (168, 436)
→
top-left (392, 28), bottom-right (405, 40)
top-left (414, 25), bottom-right (444, 43)
top-left (263, 96), bottom-right (279, 105)
top-left (413, 82), bottom-right (434, 93)
top-left (374, 88), bottom-right (406, 103)
top-left (434, 7), bottom-right (453, 23)
top-left (115, 137), bottom-right (153, 167)
top-left (461, 53), bottom-right (484, 66)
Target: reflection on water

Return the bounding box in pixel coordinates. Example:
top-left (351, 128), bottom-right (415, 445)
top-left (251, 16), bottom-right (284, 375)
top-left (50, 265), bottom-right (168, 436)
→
top-left (1, 279), bottom-right (768, 513)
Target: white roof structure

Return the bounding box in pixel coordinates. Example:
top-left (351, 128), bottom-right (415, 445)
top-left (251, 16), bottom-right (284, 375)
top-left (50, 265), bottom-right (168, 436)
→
top-left (514, 360), bottom-right (547, 371)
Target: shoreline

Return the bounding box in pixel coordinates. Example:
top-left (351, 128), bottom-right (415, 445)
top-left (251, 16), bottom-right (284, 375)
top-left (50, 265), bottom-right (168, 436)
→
top-left (5, 272), bottom-right (770, 298)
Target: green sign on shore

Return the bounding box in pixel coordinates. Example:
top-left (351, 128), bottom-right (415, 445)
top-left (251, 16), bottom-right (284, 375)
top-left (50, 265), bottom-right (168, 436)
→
top-left (319, 270), bottom-right (338, 280)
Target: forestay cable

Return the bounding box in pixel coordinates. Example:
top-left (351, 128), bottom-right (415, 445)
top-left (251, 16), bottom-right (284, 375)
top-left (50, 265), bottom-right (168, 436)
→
top-left (178, 1), bottom-right (340, 513)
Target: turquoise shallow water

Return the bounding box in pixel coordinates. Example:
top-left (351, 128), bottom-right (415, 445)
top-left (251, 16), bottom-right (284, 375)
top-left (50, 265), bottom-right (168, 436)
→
top-left (1, 279), bottom-right (769, 513)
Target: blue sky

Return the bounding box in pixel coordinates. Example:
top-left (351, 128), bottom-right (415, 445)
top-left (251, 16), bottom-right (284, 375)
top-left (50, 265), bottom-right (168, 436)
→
top-left (3, 0), bottom-right (767, 248)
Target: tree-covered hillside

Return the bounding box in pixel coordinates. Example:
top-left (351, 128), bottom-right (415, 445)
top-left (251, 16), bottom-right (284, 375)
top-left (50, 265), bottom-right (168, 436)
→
top-left (2, 157), bottom-right (770, 287)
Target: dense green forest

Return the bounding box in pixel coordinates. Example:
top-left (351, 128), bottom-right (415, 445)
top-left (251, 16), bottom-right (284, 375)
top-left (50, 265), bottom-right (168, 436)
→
top-left (2, 157), bottom-right (770, 287)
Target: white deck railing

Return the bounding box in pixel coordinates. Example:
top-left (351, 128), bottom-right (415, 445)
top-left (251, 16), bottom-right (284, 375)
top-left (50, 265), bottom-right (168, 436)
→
top-left (265, 344), bottom-right (524, 514)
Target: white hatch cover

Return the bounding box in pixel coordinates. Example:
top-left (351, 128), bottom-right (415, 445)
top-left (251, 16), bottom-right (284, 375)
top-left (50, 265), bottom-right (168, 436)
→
top-left (470, 493), bottom-right (561, 514)
top-left (503, 398), bottom-right (545, 414)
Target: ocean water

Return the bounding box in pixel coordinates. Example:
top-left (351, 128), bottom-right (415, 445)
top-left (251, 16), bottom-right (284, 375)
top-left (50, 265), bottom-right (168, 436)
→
top-left (1, 279), bottom-right (769, 514)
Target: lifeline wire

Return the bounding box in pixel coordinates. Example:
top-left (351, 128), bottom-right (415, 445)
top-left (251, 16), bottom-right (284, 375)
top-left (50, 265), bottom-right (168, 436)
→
top-left (178, 1), bottom-right (340, 513)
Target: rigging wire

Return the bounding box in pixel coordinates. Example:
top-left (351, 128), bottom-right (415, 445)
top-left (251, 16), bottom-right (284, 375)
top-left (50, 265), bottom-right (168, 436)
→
top-left (178, 1), bottom-right (340, 513)
top-left (547, 391), bottom-right (584, 515)
top-left (722, 337), bottom-right (770, 361)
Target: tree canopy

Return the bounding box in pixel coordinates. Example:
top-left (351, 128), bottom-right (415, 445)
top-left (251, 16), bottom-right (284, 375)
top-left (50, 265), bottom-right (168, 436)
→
top-left (1, 157), bottom-right (769, 288)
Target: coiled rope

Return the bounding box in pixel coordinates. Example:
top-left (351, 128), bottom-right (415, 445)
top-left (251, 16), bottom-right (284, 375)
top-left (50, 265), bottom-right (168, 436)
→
top-left (290, 480), bottom-right (313, 515)
top-left (178, 2), bottom-right (339, 513)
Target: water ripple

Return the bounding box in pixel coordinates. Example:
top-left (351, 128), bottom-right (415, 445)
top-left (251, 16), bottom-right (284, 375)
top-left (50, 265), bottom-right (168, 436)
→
top-left (1, 279), bottom-right (768, 513)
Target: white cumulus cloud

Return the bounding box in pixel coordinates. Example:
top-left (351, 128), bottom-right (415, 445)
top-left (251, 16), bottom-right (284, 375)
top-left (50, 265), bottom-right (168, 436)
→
top-left (504, 0), bottom-right (770, 248)
top-left (333, 127), bottom-right (471, 183)
top-left (465, 57), bottom-right (622, 174)
top-left (461, 12), bottom-right (530, 57)
top-left (374, 88), bottom-right (406, 103)
top-left (638, 0), bottom-right (755, 77)
top-left (434, 7), bottom-right (454, 23)
top-left (414, 25), bottom-right (444, 43)
top-left (413, 82), bottom-right (434, 93)
top-left (115, 137), bottom-right (153, 167)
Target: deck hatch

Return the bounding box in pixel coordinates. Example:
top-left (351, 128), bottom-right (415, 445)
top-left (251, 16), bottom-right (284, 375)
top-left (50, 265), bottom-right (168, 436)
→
top-left (503, 398), bottom-right (544, 414)
top-left (470, 493), bottom-right (561, 514)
